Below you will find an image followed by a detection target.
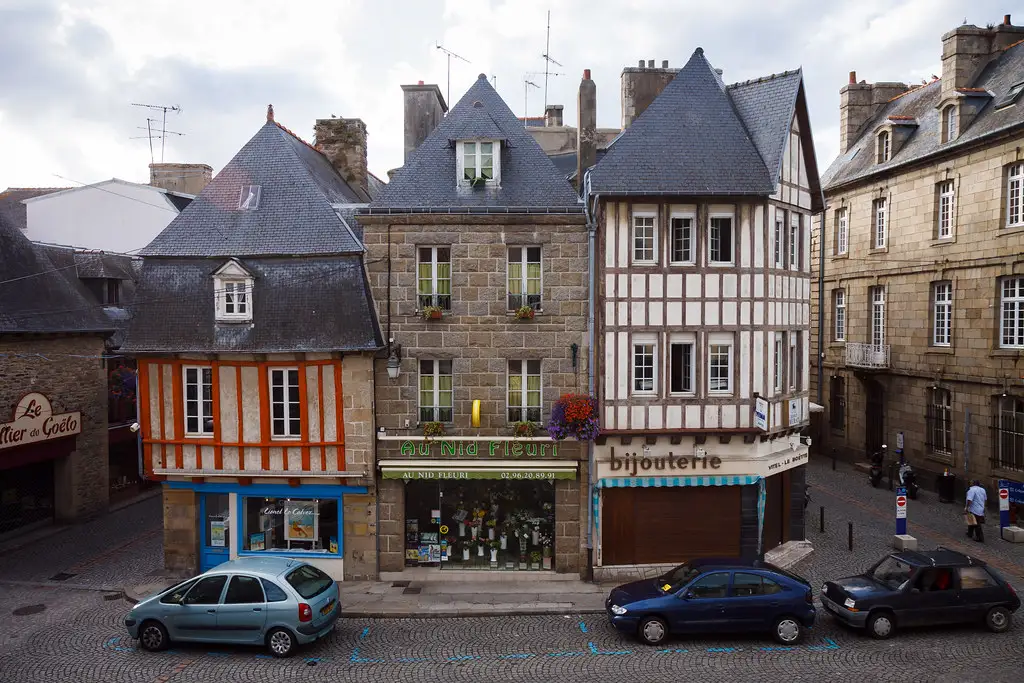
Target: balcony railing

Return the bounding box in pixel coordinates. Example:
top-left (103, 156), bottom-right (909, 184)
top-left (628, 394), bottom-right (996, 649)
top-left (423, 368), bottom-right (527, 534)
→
top-left (845, 342), bottom-right (890, 369)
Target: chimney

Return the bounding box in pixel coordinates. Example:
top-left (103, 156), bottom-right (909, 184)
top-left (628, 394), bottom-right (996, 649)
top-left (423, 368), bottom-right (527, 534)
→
top-left (400, 82), bottom-right (447, 163)
top-left (314, 118), bottom-right (369, 197)
top-left (149, 163), bottom-right (213, 196)
top-left (544, 104), bottom-right (564, 127)
top-left (577, 69), bottom-right (597, 189)
top-left (620, 59), bottom-right (679, 129)
top-left (941, 18), bottom-right (1024, 100)
top-left (838, 78), bottom-right (908, 154)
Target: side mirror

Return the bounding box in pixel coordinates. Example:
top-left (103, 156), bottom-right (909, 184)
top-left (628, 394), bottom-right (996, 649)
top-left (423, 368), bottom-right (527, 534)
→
top-left (681, 591), bottom-right (695, 600)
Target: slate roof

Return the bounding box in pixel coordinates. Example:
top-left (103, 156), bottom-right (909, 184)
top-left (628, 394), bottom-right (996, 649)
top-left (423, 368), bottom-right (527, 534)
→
top-left (0, 187), bottom-right (69, 232)
top-left (727, 70), bottom-right (803, 188)
top-left (141, 121), bottom-right (367, 257)
top-left (823, 40), bottom-right (1024, 189)
top-left (368, 75), bottom-right (582, 211)
top-left (589, 49), bottom-right (775, 196)
top-left (549, 148), bottom-right (609, 184)
top-left (0, 215), bottom-right (113, 335)
top-left (120, 256), bottom-right (383, 354)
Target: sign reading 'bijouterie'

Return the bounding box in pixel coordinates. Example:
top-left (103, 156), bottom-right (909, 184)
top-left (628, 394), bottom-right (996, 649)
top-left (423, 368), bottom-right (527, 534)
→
top-left (0, 393), bottom-right (82, 450)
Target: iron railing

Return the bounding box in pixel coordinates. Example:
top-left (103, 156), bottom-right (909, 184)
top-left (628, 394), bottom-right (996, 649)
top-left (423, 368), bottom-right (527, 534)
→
top-left (845, 342), bottom-right (890, 369)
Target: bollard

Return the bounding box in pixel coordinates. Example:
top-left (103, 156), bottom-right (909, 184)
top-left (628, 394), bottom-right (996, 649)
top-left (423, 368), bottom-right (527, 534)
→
top-left (819, 505), bottom-right (825, 533)
top-left (848, 522), bottom-right (853, 551)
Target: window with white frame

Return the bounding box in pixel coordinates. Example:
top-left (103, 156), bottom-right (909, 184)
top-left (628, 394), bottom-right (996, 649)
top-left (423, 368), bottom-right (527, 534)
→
top-left (632, 214), bottom-right (656, 264)
top-left (773, 332), bottom-right (783, 393)
top-left (789, 214), bottom-right (800, 270)
top-left (788, 332), bottom-right (799, 390)
top-left (833, 289), bottom-right (846, 341)
top-left (1001, 276), bottom-right (1024, 349)
top-left (1008, 163), bottom-right (1024, 228)
top-left (708, 334), bottom-right (733, 394)
top-left (708, 215), bottom-right (734, 264)
top-left (632, 336), bottom-right (657, 394)
top-left (937, 180), bottom-right (955, 239)
top-left (669, 215), bottom-right (694, 264)
top-left (215, 278), bottom-right (252, 322)
top-left (773, 218), bottom-right (784, 267)
top-left (507, 360), bottom-right (541, 422)
top-left (926, 387), bottom-right (952, 456)
top-left (669, 334), bottom-right (695, 395)
top-left (417, 246), bottom-right (452, 310)
top-left (507, 246), bottom-right (542, 311)
top-left (238, 185), bottom-right (261, 210)
top-left (183, 366), bottom-right (214, 436)
top-left (419, 359), bottom-right (453, 423)
top-left (932, 281), bottom-right (952, 347)
top-left (877, 131), bottom-right (890, 163)
top-left (269, 368), bottom-right (301, 439)
top-left (942, 105), bottom-right (958, 143)
top-left (870, 286), bottom-right (886, 348)
top-left (835, 208), bottom-right (848, 255)
top-left (872, 198), bottom-right (887, 249)
top-left (459, 140), bottom-right (499, 183)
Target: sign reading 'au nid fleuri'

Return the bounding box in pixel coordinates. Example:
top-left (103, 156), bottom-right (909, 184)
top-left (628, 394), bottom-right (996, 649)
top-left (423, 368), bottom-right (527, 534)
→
top-left (0, 393), bottom-right (81, 450)
top-left (399, 440), bottom-right (561, 458)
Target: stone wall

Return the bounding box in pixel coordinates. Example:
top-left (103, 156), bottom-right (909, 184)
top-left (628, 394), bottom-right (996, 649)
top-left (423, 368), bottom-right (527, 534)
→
top-left (378, 478), bottom-right (405, 572)
top-left (342, 353), bottom-right (376, 480)
top-left (0, 336), bottom-right (110, 522)
top-left (162, 485), bottom-right (197, 571)
top-left (342, 492), bottom-right (377, 580)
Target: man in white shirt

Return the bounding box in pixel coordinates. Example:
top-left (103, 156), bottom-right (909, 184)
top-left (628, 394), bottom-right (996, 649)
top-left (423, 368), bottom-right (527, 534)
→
top-left (965, 480), bottom-right (987, 543)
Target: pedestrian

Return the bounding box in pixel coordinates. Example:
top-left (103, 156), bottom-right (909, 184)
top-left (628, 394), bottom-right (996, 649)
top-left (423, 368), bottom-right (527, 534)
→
top-left (965, 480), bottom-right (987, 543)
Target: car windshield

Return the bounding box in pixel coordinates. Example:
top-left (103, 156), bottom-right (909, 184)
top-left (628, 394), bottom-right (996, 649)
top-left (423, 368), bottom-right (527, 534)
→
top-left (656, 564), bottom-right (701, 593)
top-left (285, 564), bottom-right (333, 600)
top-left (871, 556), bottom-right (915, 590)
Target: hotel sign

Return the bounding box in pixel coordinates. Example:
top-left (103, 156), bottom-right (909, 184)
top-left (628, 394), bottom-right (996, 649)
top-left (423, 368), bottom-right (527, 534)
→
top-left (0, 393), bottom-right (81, 450)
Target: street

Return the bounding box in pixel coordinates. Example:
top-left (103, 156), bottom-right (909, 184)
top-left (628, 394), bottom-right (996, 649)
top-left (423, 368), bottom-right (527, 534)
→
top-left (2, 460), bottom-right (1024, 683)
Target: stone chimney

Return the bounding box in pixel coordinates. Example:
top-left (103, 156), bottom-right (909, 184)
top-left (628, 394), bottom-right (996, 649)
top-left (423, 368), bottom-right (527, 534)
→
top-left (544, 104), bottom-right (564, 127)
top-left (941, 15), bottom-right (1024, 100)
top-left (400, 82), bottom-right (447, 163)
top-left (313, 118), bottom-right (368, 197)
top-left (149, 163), bottom-right (213, 196)
top-left (620, 59), bottom-right (678, 129)
top-left (577, 69), bottom-right (597, 188)
top-left (838, 71), bottom-right (909, 154)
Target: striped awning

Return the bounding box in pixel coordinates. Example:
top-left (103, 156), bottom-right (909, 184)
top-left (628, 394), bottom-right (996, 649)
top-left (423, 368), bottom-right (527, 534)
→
top-left (596, 475), bottom-right (760, 488)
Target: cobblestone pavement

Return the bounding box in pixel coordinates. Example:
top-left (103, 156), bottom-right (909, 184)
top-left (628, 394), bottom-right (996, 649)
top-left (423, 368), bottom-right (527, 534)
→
top-left (1, 467), bottom-right (1024, 682)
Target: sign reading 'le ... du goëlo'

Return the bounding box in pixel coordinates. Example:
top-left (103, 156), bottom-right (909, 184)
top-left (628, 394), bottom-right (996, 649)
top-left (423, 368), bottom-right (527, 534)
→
top-left (0, 393), bottom-right (81, 450)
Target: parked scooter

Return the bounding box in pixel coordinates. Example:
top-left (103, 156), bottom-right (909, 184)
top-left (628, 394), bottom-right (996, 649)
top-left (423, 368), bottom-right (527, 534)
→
top-left (868, 444), bottom-right (887, 488)
top-left (898, 458), bottom-right (920, 499)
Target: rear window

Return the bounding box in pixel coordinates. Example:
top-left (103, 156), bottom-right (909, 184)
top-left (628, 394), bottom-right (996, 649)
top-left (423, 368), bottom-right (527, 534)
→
top-left (285, 564), bottom-right (333, 600)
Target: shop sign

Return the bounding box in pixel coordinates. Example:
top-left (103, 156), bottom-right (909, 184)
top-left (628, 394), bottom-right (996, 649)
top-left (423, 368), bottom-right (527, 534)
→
top-left (608, 449), bottom-right (722, 477)
top-left (382, 469), bottom-right (575, 480)
top-left (0, 393), bottom-right (81, 450)
top-left (766, 451), bottom-right (809, 472)
top-left (399, 439), bottom-right (559, 458)
top-left (754, 397), bottom-right (769, 431)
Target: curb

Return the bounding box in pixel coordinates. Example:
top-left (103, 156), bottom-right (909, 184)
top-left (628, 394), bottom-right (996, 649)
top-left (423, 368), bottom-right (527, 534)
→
top-left (339, 607), bottom-right (607, 619)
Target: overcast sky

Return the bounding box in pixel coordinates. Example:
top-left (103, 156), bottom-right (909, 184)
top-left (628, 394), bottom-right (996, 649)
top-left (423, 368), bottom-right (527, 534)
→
top-left (0, 0), bottom-right (1008, 192)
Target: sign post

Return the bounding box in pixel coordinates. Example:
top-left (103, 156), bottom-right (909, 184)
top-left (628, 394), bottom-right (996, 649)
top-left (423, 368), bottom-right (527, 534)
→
top-left (895, 486), bottom-right (907, 536)
top-left (998, 480), bottom-right (1011, 530)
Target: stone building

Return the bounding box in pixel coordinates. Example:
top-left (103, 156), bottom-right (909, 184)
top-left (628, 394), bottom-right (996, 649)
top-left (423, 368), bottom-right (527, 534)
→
top-left (586, 48), bottom-right (823, 577)
top-left (361, 74), bottom-right (590, 576)
top-left (122, 106), bottom-right (383, 579)
top-left (812, 16), bottom-right (1024, 503)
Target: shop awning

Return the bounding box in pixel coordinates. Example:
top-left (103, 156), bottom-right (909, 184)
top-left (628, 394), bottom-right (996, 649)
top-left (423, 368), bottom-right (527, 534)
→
top-left (378, 459), bottom-right (577, 481)
top-left (597, 475), bottom-right (761, 488)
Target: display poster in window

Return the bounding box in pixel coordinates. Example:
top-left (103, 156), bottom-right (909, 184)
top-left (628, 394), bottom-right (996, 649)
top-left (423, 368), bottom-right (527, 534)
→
top-left (419, 531), bottom-right (438, 544)
top-left (428, 544), bottom-right (441, 563)
top-left (284, 501), bottom-right (317, 541)
top-left (250, 532), bottom-right (266, 551)
top-left (406, 549), bottom-right (419, 561)
top-left (210, 520), bottom-right (226, 547)
top-left (329, 536), bottom-right (338, 554)
top-left (417, 546), bottom-right (430, 563)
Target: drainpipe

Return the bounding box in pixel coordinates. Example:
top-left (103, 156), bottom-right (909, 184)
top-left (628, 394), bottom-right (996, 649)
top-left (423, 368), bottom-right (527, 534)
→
top-left (816, 211), bottom-right (825, 405)
top-left (135, 367), bottom-right (144, 482)
top-left (583, 168), bottom-right (598, 579)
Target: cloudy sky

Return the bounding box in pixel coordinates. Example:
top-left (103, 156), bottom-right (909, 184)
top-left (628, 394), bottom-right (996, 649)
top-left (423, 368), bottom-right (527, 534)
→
top-left (0, 0), bottom-right (1007, 192)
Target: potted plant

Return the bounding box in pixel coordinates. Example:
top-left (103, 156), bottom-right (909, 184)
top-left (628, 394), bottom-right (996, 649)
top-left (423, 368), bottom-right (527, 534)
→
top-left (486, 519), bottom-right (496, 540)
top-left (489, 539), bottom-right (500, 563)
top-left (514, 305), bottom-right (535, 320)
top-left (512, 421), bottom-right (537, 438)
top-left (422, 305), bottom-right (443, 320)
top-left (470, 176), bottom-right (487, 189)
top-left (547, 393), bottom-right (600, 441)
top-left (529, 551), bottom-right (542, 570)
top-left (477, 539), bottom-right (486, 557)
top-left (423, 421), bottom-right (445, 438)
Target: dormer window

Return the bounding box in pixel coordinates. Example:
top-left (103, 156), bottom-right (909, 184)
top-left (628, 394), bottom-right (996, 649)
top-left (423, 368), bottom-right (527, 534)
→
top-left (458, 140), bottom-right (500, 185)
top-left (238, 185), bottom-right (261, 210)
top-left (213, 259), bottom-right (254, 322)
top-left (941, 105), bottom-right (958, 143)
top-left (877, 131), bottom-right (891, 163)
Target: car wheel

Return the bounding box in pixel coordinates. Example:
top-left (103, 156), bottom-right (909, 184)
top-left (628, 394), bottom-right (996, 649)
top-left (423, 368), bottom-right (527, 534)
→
top-left (266, 627), bottom-right (296, 658)
top-left (138, 620), bottom-right (169, 652)
top-left (773, 616), bottom-right (804, 645)
top-left (867, 611), bottom-right (896, 640)
top-left (638, 616), bottom-right (669, 646)
top-left (985, 606), bottom-right (1012, 633)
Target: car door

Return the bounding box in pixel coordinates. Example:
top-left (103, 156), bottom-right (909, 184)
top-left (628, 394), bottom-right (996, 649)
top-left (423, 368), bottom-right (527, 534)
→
top-left (671, 572), bottom-right (731, 633)
top-left (723, 572), bottom-right (766, 631)
top-left (216, 575), bottom-right (269, 643)
top-left (164, 575), bottom-right (228, 642)
top-left (900, 568), bottom-right (960, 627)
top-left (957, 566), bottom-right (1005, 623)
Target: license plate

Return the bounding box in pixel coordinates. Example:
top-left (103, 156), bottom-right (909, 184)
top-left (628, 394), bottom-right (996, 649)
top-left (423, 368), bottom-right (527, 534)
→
top-left (320, 600), bottom-right (335, 616)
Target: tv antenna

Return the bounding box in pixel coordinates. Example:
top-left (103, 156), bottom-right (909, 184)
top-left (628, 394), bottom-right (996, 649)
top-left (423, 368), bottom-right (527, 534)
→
top-left (130, 102), bottom-right (181, 163)
top-left (435, 42), bottom-right (470, 106)
top-left (540, 10), bottom-right (564, 112)
top-left (523, 79), bottom-right (540, 121)
top-left (130, 118), bottom-right (186, 165)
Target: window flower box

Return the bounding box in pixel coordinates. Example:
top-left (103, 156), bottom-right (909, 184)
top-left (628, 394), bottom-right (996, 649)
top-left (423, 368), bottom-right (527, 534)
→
top-left (469, 176), bottom-right (487, 189)
top-left (512, 421), bottom-right (537, 438)
top-left (422, 306), bottom-right (443, 320)
top-left (423, 421), bottom-right (445, 438)
top-left (547, 393), bottom-right (600, 441)
top-left (514, 305), bottom-right (535, 320)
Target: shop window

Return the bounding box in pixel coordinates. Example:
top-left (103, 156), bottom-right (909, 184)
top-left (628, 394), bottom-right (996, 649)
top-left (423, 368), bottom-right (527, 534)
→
top-left (269, 368), bottom-right (301, 438)
top-left (183, 366), bottom-right (214, 436)
top-left (507, 359), bottom-right (541, 422)
top-left (507, 246), bottom-right (542, 311)
top-left (419, 359), bottom-right (453, 423)
top-left (224, 575), bottom-right (265, 604)
top-left (418, 247), bottom-right (452, 310)
top-left (241, 497), bottom-right (339, 554)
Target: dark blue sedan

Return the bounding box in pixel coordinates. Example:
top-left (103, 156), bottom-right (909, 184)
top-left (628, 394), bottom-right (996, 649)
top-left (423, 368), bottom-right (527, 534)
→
top-left (605, 559), bottom-right (816, 645)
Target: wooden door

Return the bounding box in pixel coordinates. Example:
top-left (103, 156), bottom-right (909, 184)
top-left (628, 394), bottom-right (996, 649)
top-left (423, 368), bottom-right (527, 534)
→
top-left (601, 488), bottom-right (637, 566)
top-left (865, 380), bottom-right (885, 455)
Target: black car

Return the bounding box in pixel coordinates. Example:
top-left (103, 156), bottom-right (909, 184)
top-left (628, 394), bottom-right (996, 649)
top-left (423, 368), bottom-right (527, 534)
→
top-left (821, 547), bottom-right (1020, 639)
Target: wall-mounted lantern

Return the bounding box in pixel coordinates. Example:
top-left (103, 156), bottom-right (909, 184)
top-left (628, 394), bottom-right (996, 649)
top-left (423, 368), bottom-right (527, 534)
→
top-left (386, 338), bottom-right (402, 380)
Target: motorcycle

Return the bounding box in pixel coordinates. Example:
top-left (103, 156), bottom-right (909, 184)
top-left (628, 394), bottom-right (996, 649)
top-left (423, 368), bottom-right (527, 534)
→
top-left (869, 444), bottom-right (887, 488)
top-left (898, 459), bottom-right (919, 499)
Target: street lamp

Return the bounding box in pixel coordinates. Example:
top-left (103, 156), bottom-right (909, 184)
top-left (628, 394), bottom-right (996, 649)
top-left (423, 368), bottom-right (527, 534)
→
top-left (386, 339), bottom-right (402, 380)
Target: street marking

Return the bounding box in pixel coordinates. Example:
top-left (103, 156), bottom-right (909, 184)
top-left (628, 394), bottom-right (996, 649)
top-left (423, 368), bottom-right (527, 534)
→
top-left (589, 641), bottom-right (631, 655)
top-left (656, 648), bottom-right (690, 654)
top-left (500, 653), bottom-right (534, 659)
top-left (547, 651), bottom-right (586, 657)
top-left (579, 621), bottom-right (588, 633)
top-left (446, 655), bottom-right (481, 661)
top-left (360, 626), bottom-right (370, 640)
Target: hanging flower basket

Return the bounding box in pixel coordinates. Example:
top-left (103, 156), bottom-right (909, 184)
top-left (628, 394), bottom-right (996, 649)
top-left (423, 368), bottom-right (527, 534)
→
top-left (512, 421), bottom-right (537, 438)
top-left (547, 394), bottom-right (599, 441)
top-left (423, 421), bottom-right (445, 438)
top-left (514, 305), bottom-right (535, 320)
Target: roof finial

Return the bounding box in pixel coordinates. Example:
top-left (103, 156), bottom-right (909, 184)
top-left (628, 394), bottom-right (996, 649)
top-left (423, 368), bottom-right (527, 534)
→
top-left (267, 104), bottom-right (275, 122)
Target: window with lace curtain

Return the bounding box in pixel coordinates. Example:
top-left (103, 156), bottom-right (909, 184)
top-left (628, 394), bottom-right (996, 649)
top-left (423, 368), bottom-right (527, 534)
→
top-left (417, 247), bottom-right (451, 310)
top-left (507, 360), bottom-right (541, 422)
top-left (419, 360), bottom-right (453, 423)
top-left (507, 246), bottom-right (542, 311)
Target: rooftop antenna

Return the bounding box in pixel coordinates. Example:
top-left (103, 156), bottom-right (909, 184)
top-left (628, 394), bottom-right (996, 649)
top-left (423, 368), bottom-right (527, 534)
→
top-left (130, 102), bottom-right (181, 162)
top-left (435, 42), bottom-right (470, 106)
top-left (523, 78), bottom-right (540, 121)
top-left (130, 119), bottom-right (185, 165)
top-left (540, 10), bottom-right (563, 112)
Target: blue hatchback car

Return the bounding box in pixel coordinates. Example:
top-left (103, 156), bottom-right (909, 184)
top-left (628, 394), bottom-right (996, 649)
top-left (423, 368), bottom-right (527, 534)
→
top-left (124, 557), bottom-right (340, 658)
top-left (606, 559), bottom-right (816, 645)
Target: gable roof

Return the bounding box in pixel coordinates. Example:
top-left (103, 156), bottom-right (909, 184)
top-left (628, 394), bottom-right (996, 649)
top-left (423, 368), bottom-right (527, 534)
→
top-left (368, 74), bottom-right (581, 211)
top-left (0, 187), bottom-right (69, 232)
top-left (140, 120), bottom-right (366, 257)
top-left (589, 48), bottom-right (774, 196)
top-left (823, 40), bottom-right (1024, 190)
